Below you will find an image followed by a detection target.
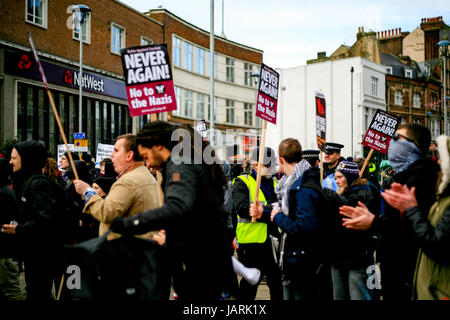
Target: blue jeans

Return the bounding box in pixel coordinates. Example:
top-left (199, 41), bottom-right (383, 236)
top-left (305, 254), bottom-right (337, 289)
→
top-left (331, 265), bottom-right (371, 300)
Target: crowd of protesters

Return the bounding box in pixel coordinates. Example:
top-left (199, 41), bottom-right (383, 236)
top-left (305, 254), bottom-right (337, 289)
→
top-left (0, 122), bottom-right (449, 301)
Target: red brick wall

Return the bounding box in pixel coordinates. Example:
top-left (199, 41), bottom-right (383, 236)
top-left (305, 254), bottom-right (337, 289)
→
top-left (0, 0), bottom-right (163, 75)
top-left (149, 11), bottom-right (263, 65)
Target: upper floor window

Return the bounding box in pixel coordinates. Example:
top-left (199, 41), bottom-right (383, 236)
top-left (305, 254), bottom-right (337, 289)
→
top-left (196, 93), bottom-right (205, 119)
top-left (405, 69), bottom-right (413, 79)
top-left (371, 76), bottom-right (378, 96)
top-left (173, 86), bottom-right (182, 116)
top-left (244, 63), bottom-right (254, 87)
top-left (141, 36), bottom-right (153, 46)
top-left (226, 99), bottom-right (235, 123)
top-left (73, 12), bottom-right (91, 44)
top-left (26, 0), bottom-right (48, 28)
top-left (173, 36), bottom-right (182, 67)
top-left (184, 42), bottom-right (193, 71)
top-left (196, 47), bottom-right (205, 75)
top-left (394, 90), bottom-right (403, 105)
top-left (413, 93), bottom-right (421, 108)
top-left (184, 89), bottom-right (193, 118)
top-left (226, 57), bottom-right (235, 83)
top-left (111, 23), bottom-right (125, 55)
top-left (244, 103), bottom-right (253, 126)
top-left (386, 66), bottom-right (393, 75)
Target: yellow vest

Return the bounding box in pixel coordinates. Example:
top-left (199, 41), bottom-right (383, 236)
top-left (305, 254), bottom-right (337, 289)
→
top-left (233, 174), bottom-right (277, 244)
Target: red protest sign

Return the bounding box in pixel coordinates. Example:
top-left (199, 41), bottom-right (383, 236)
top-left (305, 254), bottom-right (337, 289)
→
top-left (362, 109), bottom-right (399, 154)
top-left (121, 44), bottom-right (177, 117)
top-left (315, 93), bottom-right (326, 150)
top-left (256, 63), bottom-right (279, 124)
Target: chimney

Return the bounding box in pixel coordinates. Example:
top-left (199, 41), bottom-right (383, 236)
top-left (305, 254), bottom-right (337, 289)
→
top-left (317, 51), bottom-right (327, 59)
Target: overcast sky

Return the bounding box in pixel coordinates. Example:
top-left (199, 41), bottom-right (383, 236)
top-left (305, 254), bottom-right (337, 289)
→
top-left (121, 0), bottom-right (450, 69)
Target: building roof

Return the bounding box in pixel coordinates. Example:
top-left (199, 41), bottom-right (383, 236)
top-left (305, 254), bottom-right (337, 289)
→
top-left (381, 52), bottom-right (418, 79)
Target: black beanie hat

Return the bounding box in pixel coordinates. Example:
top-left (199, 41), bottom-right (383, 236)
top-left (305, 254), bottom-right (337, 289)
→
top-left (14, 141), bottom-right (47, 177)
top-left (251, 147), bottom-right (277, 169)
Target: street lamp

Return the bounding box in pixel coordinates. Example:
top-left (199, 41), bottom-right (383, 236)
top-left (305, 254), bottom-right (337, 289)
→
top-left (350, 66), bottom-right (354, 157)
top-left (72, 4), bottom-right (91, 133)
top-left (438, 39), bottom-right (449, 136)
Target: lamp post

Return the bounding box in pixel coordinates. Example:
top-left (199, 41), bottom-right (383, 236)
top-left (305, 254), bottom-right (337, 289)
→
top-left (72, 4), bottom-right (91, 133)
top-left (209, 0), bottom-right (215, 147)
top-left (350, 66), bottom-right (354, 157)
top-left (438, 39), bottom-right (449, 136)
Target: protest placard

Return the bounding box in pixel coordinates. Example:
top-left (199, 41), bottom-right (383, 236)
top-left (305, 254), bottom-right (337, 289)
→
top-left (121, 44), bottom-right (177, 117)
top-left (315, 92), bottom-right (326, 151)
top-left (194, 119), bottom-right (208, 139)
top-left (57, 144), bottom-right (74, 171)
top-left (255, 63), bottom-right (279, 125)
top-left (95, 143), bottom-right (115, 168)
top-left (362, 109), bottom-right (399, 154)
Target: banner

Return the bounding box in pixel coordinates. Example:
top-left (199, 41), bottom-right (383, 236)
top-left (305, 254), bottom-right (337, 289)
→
top-left (57, 144), bottom-right (74, 171)
top-left (121, 44), bottom-right (177, 117)
top-left (255, 63), bottom-right (279, 124)
top-left (315, 92), bottom-right (326, 150)
top-left (95, 143), bottom-right (115, 168)
top-left (362, 109), bottom-right (399, 154)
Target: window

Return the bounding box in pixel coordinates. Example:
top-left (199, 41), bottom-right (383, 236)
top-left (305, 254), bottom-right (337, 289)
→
top-left (430, 119), bottom-right (440, 140)
top-left (184, 42), bottom-right (193, 71)
top-left (364, 107), bottom-right (377, 131)
top-left (73, 12), bottom-right (91, 43)
top-left (173, 36), bottom-right (182, 67)
top-left (141, 36), bottom-right (153, 46)
top-left (431, 91), bottom-right (438, 106)
top-left (184, 89), bottom-right (193, 118)
top-left (244, 63), bottom-right (254, 87)
top-left (196, 47), bottom-right (205, 75)
top-left (226, 58), bottom-right (235, 82)
top-left (394, 90), bottom-right (403, 105)
top-left (26, 0), bottom-right (48, 28)
top-left (244, 103), bottom-right (253, 126)
top-left (371, 76), bottom-right (378, 96)
top-left (208, 96), bottom-right (217, 121)
top-left (413, 93), bottom-right (421, 108)
top-left (111, 23), bottom-right (125, 55)
top-left (173, 86), bottom-right (182, 116)
top-left (196, 93), bottom-right (205, 119)
top-left (226, 99), bottom-right (235, 123)
top-left (405, 69), bottom-right (413, 79)
top-left (208, 52), bottom-right (217, 78)
top-left (386, 66), bottom-right (393, 75)
top-left (255, 116), bottom-right (262, 128)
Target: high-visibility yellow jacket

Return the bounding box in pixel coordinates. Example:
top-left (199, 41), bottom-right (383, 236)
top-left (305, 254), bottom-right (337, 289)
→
top-left (232, 174), bottom-right (277, 244)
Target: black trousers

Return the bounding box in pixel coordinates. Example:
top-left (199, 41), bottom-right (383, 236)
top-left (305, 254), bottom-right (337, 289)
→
top-left (237, 240), bottom-right (283, 301)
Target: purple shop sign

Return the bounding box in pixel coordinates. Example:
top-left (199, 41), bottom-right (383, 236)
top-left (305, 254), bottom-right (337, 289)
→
top-left (5, 50), bottom-right (127, 100)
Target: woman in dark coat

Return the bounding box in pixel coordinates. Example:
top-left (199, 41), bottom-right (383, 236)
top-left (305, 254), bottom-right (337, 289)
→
top-left (331, 160), bottom-right (380, 300)
top-left (3, 141), bottom-right (65, 300)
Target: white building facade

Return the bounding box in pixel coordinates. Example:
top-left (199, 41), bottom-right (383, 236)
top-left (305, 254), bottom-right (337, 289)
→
top-left (266, 57), bottom-right (386, 159)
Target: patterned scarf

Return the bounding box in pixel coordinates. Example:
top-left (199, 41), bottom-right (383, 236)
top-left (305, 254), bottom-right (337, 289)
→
top-left (388, 139), bottom-right (421, 174)
top-left (275, 159), bottom-right (311, 215)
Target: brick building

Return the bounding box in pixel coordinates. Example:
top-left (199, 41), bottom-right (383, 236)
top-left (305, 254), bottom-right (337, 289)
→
top-left (146, 9), bottom-right (264, 162)
top-left (0, 0), bottom-right (164, 157)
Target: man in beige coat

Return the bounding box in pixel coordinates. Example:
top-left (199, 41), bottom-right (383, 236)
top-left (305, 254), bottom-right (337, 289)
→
top-left (74, 134), bottom-right (161, 240)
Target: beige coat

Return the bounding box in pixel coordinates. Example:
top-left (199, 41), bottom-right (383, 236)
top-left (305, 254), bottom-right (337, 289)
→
top-left (83, 163), bottom-right (161, 240)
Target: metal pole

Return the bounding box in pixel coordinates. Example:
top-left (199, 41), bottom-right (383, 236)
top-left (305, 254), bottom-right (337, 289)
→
top-left (350, 67), bottom-right (354, 157)
top-left (221, 0), bottom-right (225, 37)
top-left (79, 17), bottom-right (83, 133)
top-left (444, 52), bottom-right (447, 136)
top-left (210, 0), bottom-right (215, 146)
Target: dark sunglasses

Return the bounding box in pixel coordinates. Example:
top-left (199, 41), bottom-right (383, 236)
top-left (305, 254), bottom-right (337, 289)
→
top-left (392, 133), bottom-right (415, 144)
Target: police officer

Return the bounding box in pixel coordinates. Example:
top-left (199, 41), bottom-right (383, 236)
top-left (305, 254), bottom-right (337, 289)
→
top-left (322, 142), bottom-right (345, 191)
top-left (232, 147), bottom-right (283, 301)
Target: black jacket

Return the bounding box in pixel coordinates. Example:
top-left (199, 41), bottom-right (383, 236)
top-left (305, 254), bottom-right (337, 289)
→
top-left (0, 184), bottom-right (19, 257)
top-left (372, 157), bottom-right (439, 299)
top-left (120, 159), bottom-right (232, 297)
top-left (331, 179), bottom-right (381, 266)
top-left (403, 186), bottom-right (450, 264)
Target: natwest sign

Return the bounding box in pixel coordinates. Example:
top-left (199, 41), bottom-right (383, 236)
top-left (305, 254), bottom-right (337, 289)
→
top-left (63, 69), bottom-right (105, 93)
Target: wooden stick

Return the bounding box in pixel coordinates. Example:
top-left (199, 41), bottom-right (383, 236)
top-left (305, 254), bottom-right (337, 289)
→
top-left (360, 149), bottom-right (374, 178)
top-left (320, 150), bottom-right (324, 189)
top-left (56, 274), bottom-right (64, 300)
top-left (150, 113), bottom-right (165, 205)
top-left (253, 120), bottom-right (267, 223)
